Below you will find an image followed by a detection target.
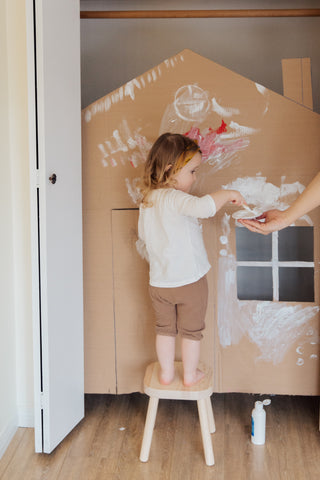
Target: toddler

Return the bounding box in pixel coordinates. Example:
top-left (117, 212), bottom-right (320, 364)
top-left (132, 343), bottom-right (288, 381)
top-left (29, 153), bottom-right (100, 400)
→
top-left (138, 133), bottom-right (245, 386)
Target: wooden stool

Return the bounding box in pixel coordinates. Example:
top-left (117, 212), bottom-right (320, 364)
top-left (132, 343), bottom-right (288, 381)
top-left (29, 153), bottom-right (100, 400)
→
top-left (140, 361), bottom-right (215, 466)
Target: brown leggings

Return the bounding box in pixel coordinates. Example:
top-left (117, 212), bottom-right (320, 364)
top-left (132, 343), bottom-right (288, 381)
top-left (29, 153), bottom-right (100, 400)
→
top-left (149, 276), bottom-right (208, 341)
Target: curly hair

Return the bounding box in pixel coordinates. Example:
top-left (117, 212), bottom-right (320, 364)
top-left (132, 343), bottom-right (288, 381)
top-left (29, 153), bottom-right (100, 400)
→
top-left (139, 133), bottom-right (200, 206)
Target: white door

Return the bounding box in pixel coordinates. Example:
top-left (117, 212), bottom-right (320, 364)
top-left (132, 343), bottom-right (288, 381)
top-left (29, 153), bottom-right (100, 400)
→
top-left (26, 0), bottom-right (84, 453)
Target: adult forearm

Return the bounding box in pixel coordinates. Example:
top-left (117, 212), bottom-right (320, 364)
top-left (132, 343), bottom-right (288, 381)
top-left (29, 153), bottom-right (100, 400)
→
top-left (284, 172), bottom-right (320, 224)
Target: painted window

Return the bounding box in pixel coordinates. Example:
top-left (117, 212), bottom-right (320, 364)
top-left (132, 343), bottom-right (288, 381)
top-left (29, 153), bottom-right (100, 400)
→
top-left (236, 226), bottom-right (314, 302)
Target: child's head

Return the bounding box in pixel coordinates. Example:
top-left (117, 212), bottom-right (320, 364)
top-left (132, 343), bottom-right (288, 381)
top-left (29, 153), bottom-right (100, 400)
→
top-left (140, 133), bottom-right (201, 203)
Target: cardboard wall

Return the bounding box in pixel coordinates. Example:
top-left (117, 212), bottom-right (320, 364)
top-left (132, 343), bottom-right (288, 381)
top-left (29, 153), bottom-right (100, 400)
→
top-left (82, 49), bottom-right (320, 394)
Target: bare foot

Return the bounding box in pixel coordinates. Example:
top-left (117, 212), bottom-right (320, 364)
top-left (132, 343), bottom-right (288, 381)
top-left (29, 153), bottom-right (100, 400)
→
top-left (183, 368), bottom-right (205, 387)
top-left (159, 370), bottom-right (175, 385)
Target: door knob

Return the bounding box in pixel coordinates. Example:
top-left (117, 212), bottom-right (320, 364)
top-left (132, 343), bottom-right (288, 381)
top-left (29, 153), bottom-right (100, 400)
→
top-left (49, 173), bottom-right (57, 184)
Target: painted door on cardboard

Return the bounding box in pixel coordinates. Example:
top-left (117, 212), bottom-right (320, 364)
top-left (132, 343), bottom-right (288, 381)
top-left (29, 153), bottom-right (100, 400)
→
top-left (28, 0), bottom-right (84, 452)
top-left (82, 49), bottom-right (320, 395)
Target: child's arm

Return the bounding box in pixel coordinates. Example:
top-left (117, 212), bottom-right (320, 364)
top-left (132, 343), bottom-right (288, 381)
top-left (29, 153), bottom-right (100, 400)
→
top-left (210, 189), bottom-right (245, 212)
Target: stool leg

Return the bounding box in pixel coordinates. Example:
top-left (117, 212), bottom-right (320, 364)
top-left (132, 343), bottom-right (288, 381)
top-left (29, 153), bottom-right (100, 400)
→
top-left (197, 398), bottom-right (215, 466)
top-left (206, 396), bottom-right (216, 434)
top-left (140, 396), bottom-right (159, 462)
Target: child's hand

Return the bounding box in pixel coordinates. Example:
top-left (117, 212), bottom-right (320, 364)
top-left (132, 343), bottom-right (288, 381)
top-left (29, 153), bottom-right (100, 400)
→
top-left (228, 190), bottom-right (246, 206)
top-left (210, 189), bottom-right (247, 211)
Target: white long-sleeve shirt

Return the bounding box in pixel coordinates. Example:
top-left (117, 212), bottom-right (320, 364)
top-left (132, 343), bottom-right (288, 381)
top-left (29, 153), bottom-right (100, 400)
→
top-left (138, 188), bottom-right (217, 287)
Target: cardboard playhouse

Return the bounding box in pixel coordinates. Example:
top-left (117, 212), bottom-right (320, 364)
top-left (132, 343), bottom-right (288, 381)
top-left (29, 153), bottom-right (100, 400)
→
top-left (82, 49), bottom-right (320, 395)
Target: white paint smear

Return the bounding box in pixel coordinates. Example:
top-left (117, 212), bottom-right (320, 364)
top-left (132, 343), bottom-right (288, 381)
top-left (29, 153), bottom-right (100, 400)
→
top-left (174, 85), bottom-right (210, 122)
top-left (296, 358), bottom-right (304, 366)
top-left (125, 177), bottom-right (142, 205)
top-left (219, 122), bottom-right (258, 140)
top-left (223, 176), bottom-right (312, 223)
top-left (97, 119), bottom-right (152, 169)
top-left (217, 214), bottom-right (319, 363)
top-left (246, 303), bottom-right (319, 364)
top-left (230, 121), bottom-right (259, 136)
top-left (211, 98), bottom-right (240, 117)
top-left (255, 83), bottom-right (267, 95)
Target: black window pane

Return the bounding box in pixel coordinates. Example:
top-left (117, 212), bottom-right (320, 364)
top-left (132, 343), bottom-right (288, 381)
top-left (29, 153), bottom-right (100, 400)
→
top-left (278, 227), bottom-right (314, 262)
top-left (236, 228), bottom-right (272, 261)
top-left (279, 267), bottom-right (314, 302)
top-left (237, 267), bottom-right (273, 300)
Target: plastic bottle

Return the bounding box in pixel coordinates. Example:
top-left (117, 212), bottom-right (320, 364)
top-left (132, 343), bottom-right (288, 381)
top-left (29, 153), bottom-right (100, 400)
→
top-left (251, 399), bottom-right (271, 445)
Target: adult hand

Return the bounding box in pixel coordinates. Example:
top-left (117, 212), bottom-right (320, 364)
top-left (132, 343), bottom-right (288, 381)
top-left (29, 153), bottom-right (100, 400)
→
top-left (238, 209), bottom-right (289, 235)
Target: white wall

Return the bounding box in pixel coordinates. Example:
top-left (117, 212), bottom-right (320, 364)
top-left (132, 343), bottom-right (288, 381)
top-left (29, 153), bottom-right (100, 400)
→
top-left (0, 0), bottom-right (18, 459)
top-left (0, 0), bottom-right (34, 459)
top-left (6, 0), bottom-right (34, 429)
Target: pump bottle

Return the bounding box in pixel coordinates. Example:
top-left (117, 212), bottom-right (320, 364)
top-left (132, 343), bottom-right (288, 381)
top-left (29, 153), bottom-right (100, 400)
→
top-left (251, 399), bottom-right (271, 445)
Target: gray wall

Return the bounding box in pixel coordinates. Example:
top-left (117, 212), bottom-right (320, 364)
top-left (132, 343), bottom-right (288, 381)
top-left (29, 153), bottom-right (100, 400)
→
top-left (80, 1), bottom-right (320, 112)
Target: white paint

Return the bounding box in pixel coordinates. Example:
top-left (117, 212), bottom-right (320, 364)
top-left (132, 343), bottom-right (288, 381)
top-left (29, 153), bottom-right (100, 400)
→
top-left (232, 207), bottom-right (262, 220)
top-left (113, 130), bottom-right (128, 152)
top-left (310, 354), bottom-right (318, 359)
top-left (125, 177), bottom-right (142, 205)
top-left (84, 110), bottom-right (92, 122)
top-left (296, 358), bottom-right (304, 366)
top-left (229, 121), bottom-right (259, 136)
top-left (124, 80), bottom-right (137, 100)
top-left (217, 214), bottom-right (319, 363)
top-left (272, 232), bottom-right (279, 302)
top-left (244, 303), bottom-right (319, 364)
top-left (223, 176), bottom-right (311, 216)
top-left (280, 181), bottom-right (305, 197)
top-left (135, 238), bottom-right (149, 262)
top-left (219, 235), bottom-right (228, 245)
top-left (254, 84), bottom-right (270, 115)
top-left (98, 143), bottom-right (109, 159)
top-left (220, 249), bottom-right (228, 256)
top-left (255, 83), bottom-right (267, 95)
top-left (296, 346), bottom-right (303, 355)
top-left (211, 98), bottom-right (240, 117)
top-left (174, 85), bottom-right (210, 122)
top-left (97, 120), bottom-right (152, 168)
top-left (84, 76), bottom-right (143, 123)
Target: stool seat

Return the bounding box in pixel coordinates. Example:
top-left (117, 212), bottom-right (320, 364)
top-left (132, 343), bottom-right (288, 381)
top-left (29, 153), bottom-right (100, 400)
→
top-left (140, 361), bottom-right (215, 466)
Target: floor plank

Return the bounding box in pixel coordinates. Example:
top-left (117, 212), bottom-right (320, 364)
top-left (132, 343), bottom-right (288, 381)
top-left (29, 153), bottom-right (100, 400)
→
top-left (0, 393), bottom-right (319, 480)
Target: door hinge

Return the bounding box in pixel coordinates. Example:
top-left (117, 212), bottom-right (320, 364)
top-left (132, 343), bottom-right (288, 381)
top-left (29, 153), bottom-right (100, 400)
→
top-left (35, 169), bottom-right (40, 187)
top-left (40, 392), bottom-right (45, 409)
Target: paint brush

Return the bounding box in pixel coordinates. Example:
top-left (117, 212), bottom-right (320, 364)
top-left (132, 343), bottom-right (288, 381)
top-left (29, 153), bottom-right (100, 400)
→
top-left (232, 203), bottom-right (262, 220)
top-left (242, 204), bottom-right (256, 215)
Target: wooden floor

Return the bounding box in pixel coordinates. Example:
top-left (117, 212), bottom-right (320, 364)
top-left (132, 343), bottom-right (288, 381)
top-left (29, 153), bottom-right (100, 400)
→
top-left (1, 393), bottom-right (320, 480)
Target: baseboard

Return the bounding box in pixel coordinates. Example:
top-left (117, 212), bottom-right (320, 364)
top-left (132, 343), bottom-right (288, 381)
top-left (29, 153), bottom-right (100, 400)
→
top-left (17, 405), bottom-right (34, 428)
top-left (0, 415), bottom-right (18, 459)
